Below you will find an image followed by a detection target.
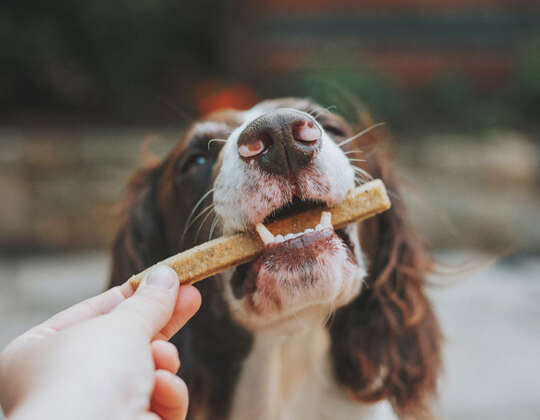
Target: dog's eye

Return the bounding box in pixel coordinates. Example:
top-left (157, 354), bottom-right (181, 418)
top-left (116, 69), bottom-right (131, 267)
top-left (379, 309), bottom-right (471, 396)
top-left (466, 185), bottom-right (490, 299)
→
top-left (180, 154), bottom-right (208, 173)
top-left (194, 156), bottom-right (207, 165)
top-left (323, 125), bottom-right (346, 138)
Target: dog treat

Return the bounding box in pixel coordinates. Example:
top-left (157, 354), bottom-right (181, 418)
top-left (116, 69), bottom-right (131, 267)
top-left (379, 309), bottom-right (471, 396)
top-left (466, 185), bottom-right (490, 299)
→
top-left (128, 179), bottom-right (391, 290)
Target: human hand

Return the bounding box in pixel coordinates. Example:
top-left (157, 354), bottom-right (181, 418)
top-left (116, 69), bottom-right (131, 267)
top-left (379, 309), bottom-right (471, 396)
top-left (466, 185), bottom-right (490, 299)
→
top-left (0, 265), bottom-right (201, 420)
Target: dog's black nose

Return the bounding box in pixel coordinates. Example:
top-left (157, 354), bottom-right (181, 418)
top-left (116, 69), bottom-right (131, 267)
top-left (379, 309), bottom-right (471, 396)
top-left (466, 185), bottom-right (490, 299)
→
top-left (237, 109), bottom-right (321, 177)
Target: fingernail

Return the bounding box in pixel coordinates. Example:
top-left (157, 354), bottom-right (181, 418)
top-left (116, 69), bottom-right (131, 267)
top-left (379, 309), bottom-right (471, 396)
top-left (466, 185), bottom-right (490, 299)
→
top-left (145, 265), bottom-right (177, 289)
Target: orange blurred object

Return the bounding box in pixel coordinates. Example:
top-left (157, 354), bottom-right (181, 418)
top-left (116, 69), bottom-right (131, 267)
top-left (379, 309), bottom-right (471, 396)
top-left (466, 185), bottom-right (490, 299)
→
top-left (195, 82), bottom-right (258, 116)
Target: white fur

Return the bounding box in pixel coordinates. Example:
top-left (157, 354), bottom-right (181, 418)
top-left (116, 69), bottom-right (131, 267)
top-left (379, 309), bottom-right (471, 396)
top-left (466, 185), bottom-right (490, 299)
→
top-left (214, 106), bottom-right (364, 324)
top-left (211, 104), bottom-right (387, 419)
top-left (214, 109), bottom-right (355, 234)
top-left (229, 324), bottom-right (397, 420)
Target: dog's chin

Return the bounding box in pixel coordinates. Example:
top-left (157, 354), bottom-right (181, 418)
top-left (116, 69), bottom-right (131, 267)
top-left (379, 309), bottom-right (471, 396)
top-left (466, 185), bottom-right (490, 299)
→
top-left (225, 226), bottom-right (365, 331)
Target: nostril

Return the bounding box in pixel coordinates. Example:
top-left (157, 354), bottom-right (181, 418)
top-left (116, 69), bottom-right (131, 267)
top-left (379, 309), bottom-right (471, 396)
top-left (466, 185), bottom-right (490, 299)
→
top-left (238, 132), bottom-right (273, 158)
top-left (293, 120), bottom-right (321, 145)
top-left (238, 139), bottom-right (264, 158)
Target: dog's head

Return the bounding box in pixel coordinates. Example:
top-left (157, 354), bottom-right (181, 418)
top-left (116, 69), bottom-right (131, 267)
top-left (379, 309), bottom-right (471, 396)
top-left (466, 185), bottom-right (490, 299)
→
top-left (110, 97), bottom-right (441, 418)
top-left (210, 99), bottom-right (365, 329)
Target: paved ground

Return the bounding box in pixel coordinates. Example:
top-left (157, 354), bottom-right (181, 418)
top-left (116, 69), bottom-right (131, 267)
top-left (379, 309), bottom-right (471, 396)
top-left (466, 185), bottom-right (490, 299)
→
top-left (1, 250), bottom-right (539, 419)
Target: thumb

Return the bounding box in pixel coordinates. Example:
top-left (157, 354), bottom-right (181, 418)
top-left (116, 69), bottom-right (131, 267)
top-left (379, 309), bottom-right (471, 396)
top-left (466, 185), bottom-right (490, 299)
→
top-left (109, 265), bottom-right (179, 339)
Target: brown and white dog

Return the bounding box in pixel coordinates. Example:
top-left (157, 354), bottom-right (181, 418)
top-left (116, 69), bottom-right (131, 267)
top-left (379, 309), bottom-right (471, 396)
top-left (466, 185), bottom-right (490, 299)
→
top-left (109, 98), bottom-right (441, 420)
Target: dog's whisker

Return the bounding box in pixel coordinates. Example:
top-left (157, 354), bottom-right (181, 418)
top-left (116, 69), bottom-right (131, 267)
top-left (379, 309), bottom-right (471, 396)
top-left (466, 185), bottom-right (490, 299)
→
top-left (207, 138), bottom-right (227, 149)
top-left (182, 203), bottom-right (215, 239)
top-left (353, 175), bottom-right (371, 185)
top-left (311, 105), bottom-right (337, 120)
top-left (387, 189), bottom-right (401, 201)
top-left (326, 104), bottom-right (337, 112)
top-left (195, 207), bottom-right (215, 242)
top-left (209, 215), bottom-right (220, 240)
top-left (343, 150), bottom-right (365, 155)
top-left (352, 166), bottom-right (370, 174)
top-left (352, 166), bottom-right (373, 181)
top-left (347, 158), bottom-right (366, 163)
top-left (337, 122), bottom-right (386, 148)
top-left (183, 188), bottom-right (215, 237)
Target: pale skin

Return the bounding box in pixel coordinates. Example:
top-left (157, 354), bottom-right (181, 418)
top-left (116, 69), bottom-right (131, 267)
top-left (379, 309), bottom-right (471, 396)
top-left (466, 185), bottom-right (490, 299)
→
top-left (0, 265), bottom-right (201, 420)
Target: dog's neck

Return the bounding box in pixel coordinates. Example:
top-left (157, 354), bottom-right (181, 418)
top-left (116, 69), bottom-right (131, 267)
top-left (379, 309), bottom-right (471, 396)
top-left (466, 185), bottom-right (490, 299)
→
top-left (228, 316), bottom-right (394, 420)
top-left (229, 318), bottom-right (331, 420)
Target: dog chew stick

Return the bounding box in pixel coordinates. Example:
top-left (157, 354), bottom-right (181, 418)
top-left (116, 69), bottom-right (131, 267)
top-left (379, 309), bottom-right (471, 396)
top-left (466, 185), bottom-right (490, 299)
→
top-left (128, 179), bottom-right (391, 290)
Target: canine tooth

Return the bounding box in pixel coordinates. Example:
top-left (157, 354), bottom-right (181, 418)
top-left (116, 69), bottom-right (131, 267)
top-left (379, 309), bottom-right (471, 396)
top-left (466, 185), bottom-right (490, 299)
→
top-left (320, 211), bottom-right (332, 227)
top-left (315, 224), bottom-right (323, 231)
top-left (275, 234), bottom-right (284, 242)
top-left (255, 223), bottom-right (275, 245)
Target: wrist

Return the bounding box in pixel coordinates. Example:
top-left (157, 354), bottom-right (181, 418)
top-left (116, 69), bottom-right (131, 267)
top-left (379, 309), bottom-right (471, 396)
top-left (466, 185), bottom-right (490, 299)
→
top-left (8, 384), bottom-right (105, 420)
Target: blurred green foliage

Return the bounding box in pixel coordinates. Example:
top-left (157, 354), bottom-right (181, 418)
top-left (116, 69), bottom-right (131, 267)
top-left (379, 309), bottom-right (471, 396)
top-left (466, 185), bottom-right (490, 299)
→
top-left (515, 34), bottom-right (540, 118)
top-left (296, 64), bottom-right (408, 127)
top-left (1, 2), bottom-right (539, 133)
top-left (0, 1), bottom-right (228, 115)
top-left (295, 45), bottom-right (539, 132)
top-left (420, 73), bottom-right (517, 131)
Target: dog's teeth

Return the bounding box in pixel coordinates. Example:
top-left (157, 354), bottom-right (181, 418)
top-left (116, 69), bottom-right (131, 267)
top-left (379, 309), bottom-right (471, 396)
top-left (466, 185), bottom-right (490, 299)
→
top-left (255, 223), bottom-right (275, 245)
top-left (285, 233), bottom-right (294, 240)
top-left (320, 211), bottom-right (332, 228)
top-left (275, 234), bottom-right (284, 242)
top-left (305, 228), bottom-right (314, 234)
top-left (315, 224), bottom-right (323, 231)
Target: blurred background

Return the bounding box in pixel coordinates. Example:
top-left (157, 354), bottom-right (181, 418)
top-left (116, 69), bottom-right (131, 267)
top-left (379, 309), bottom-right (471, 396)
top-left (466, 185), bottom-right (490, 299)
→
top-left (1, 1), bottom-right (539, 419)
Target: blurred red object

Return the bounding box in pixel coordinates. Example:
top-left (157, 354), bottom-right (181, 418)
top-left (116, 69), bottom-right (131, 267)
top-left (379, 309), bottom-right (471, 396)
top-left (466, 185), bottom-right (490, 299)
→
top-left (260, 0), bottom-right (522, 12)
top-left (195, 82), bottom-right (258, 116)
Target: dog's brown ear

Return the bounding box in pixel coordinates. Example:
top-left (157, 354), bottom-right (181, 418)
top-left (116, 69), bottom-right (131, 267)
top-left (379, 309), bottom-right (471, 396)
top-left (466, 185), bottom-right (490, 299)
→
top-left (109, 162), bottom-right (169, 288)
top-left (328, 146), bottom-right (442, 419)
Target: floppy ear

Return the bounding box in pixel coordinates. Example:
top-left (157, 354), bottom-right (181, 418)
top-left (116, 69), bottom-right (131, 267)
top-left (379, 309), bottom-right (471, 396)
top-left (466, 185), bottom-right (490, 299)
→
top-left (328, 145), bottom-right (442, 419)
top-left (109, 162), bottom-right (169, 288)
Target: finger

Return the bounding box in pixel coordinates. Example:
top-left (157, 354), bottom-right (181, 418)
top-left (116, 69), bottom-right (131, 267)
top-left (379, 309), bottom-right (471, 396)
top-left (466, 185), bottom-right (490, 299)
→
top-left (37, 281), bottom-right (134, 332)
top-left (152, 340), bottom-right (180, 374)
top-left (153, 285), bottom-right (201, 341)
top-left (151, 370), bottom-right (189, 420)
top-left (109, 266), bottom-right (179, 339)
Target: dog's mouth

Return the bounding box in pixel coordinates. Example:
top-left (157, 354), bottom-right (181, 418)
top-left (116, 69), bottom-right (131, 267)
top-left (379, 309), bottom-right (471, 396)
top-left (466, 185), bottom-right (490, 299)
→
top-left (230, 195), bottom-right (357, 301)
top-left (255, 195), bottom-right (354, 256)
top-left (262, 196), bottom-right (326, 225)
top-left (254, 208), bottom-right (354, 269)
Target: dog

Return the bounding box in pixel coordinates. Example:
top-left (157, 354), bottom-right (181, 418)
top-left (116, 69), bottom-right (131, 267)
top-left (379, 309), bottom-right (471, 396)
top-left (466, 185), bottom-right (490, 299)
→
top-left (109, 98), bottom-right (441, 420)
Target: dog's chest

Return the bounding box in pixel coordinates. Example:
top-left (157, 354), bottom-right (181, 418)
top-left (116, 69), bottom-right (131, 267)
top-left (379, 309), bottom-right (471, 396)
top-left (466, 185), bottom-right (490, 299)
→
top-left (228, 325), bottom-right (395, 420)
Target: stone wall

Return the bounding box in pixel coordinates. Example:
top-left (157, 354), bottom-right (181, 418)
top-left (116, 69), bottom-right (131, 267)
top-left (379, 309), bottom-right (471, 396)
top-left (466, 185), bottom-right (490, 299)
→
top-left (1, 127), bottom-right (539, 253)
top-left (0, 127), bottom-right (180, 253)
top-left (397, 131), bottom-right (540, 252)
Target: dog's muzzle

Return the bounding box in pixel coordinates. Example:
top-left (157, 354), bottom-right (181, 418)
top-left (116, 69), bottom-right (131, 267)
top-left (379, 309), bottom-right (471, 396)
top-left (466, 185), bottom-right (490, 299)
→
top-left (237, 108), bottom-right (321, 178)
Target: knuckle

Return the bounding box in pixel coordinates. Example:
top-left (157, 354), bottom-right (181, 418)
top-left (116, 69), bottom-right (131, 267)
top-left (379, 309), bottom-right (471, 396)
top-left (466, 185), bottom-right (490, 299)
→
top-left (138, 286), bottom-right (172, 307)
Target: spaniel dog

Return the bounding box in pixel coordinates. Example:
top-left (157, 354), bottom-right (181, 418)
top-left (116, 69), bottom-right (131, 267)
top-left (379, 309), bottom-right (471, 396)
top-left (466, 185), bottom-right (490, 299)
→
top-left (109, 98), bottom-right (441, 420)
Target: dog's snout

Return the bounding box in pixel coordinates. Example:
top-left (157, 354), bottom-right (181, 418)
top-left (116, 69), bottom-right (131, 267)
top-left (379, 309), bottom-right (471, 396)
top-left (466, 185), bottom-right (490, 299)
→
top-left (237, 109), bottom-right (321, 177)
